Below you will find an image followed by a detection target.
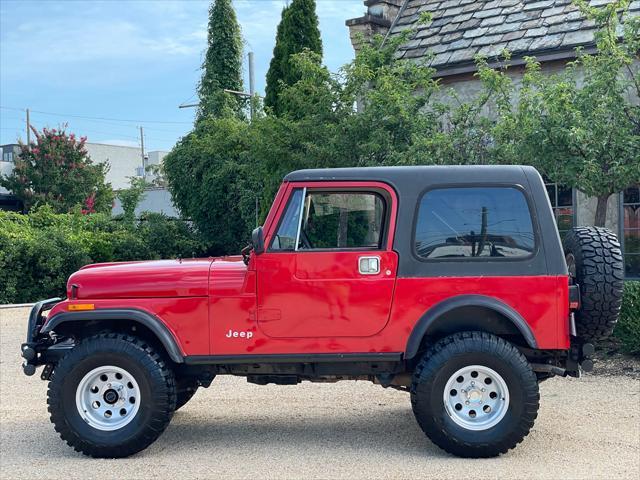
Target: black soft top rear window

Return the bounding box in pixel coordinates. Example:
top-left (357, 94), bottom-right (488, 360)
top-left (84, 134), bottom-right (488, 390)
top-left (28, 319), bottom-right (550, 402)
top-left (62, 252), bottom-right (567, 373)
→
top-left (414, 187), bottom-right (535, 260)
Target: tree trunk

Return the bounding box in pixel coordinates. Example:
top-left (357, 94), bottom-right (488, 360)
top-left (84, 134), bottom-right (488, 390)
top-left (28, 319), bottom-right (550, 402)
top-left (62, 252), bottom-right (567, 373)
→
top-left (594, 194), bottom-right (610, 227)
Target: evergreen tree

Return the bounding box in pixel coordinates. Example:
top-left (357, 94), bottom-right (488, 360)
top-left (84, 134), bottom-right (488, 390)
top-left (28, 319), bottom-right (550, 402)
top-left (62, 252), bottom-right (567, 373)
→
top-left (197, 0), bottom-right (244, 121)
top-left (264, 6), bottom-right (289, 114)
top-left (265, 0), bottom-right (323, 115)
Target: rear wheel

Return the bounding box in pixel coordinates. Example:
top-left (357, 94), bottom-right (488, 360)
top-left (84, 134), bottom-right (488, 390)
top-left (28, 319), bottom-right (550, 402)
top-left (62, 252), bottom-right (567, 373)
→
top-left (563, 226), bottom-right (624, 342)
top-left (48, 333), bottom-right (176, 458)
top-left (411, 332), bottom-right (539, 458)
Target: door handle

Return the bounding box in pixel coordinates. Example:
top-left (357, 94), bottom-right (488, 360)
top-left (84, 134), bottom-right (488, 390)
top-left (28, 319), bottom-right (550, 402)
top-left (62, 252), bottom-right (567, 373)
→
top-left (358, 256), bottom-right (380, 275)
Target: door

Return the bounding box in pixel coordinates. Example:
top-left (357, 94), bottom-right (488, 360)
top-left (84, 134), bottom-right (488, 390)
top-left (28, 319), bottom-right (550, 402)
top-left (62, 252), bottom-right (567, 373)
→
top-left (256, 184), bottom-right (398, 338)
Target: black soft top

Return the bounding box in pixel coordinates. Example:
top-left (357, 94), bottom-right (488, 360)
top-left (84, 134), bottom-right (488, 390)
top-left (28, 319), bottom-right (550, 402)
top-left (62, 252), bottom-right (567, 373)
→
top-left (285, 165), bottom-right (536, 187)
top-left (285, 165), bottom-right (567, 277)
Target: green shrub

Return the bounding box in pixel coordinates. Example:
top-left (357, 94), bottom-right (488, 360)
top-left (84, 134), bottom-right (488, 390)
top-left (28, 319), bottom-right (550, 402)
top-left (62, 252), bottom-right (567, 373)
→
top-left (0, 207), bottom-right (209, 304)
top-left (137, 212), bottom-right (206, 259)
top-left (614, 281), bottom-right (640, 355)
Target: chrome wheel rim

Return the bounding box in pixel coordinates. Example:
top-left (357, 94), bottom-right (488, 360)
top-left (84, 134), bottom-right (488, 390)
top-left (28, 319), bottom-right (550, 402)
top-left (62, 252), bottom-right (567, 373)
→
top-left (75, 365), bottom-right (141, 431)
top-left (443, 365), bottom-right (509, 431)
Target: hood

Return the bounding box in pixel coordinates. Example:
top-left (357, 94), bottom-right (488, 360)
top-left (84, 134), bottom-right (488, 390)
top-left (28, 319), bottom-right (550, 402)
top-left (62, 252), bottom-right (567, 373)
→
top-left (68, 259), bottom-right (214, 299)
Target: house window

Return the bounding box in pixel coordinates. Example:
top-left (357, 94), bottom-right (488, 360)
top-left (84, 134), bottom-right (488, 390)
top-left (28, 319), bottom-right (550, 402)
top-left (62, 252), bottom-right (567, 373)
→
top-left (545, 181), bottom-right (575, 237)
top-left (621, 185), bottom-right (640, 279)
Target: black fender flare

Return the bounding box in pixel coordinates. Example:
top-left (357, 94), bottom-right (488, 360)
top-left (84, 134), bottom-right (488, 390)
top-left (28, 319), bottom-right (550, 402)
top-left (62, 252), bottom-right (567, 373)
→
top-left (404, 294), bottom-right (538, 360)
top-left (41, 309), bottom-right (185, 363)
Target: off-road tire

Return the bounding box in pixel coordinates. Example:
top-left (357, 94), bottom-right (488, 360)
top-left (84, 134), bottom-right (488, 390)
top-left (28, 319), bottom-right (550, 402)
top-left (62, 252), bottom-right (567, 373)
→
top-left (48, 332), bottom-right (176, 458)
top-left (175, 377), bottom-right (199, 411)
top-left (563, 226), bottom-right (624, 342)
top-left (411, 331), bottom-right (539, 458)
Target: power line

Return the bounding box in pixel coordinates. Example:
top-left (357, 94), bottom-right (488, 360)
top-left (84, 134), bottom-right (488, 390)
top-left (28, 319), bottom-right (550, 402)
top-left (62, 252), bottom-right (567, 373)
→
top-left (31, 109), bottom-right (193, 125)
top-left (1, 106), bottom-right (190, 150)
top-left (27, 111), bottom-right (191, 134)
top-left (0, 106), bottom-right (193, 125)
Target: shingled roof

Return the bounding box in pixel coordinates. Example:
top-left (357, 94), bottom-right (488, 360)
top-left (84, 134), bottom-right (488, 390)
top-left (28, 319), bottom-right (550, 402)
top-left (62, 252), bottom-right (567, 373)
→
top-left (389, 0), bottom-right (640, 76)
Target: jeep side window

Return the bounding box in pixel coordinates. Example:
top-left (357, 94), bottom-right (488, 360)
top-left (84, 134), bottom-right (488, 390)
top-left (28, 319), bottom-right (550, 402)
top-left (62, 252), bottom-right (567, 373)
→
top-left (270, 188), bottom-right (304, 251)
top-left (298, 192), bottom-right (385, 250)
top-left (415, 187), bottom-right (535, 259)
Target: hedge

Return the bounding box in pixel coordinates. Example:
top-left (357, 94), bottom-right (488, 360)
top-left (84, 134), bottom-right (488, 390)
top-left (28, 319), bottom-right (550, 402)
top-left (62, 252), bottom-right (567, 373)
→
top-left (0, 207), bottom-right (208, 304)
top-left (614, 281), bottom-right (640, 355)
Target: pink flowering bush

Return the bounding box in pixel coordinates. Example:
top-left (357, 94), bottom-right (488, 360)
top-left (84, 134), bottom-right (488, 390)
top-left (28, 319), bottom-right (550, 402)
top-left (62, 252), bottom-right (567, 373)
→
top-left (0, 125), bottom-right (113, 213)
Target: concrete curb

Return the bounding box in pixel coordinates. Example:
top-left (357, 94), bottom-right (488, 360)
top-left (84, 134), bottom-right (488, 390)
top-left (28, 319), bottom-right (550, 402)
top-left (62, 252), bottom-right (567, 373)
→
top-left (0, 303), bottom-right (35, 310)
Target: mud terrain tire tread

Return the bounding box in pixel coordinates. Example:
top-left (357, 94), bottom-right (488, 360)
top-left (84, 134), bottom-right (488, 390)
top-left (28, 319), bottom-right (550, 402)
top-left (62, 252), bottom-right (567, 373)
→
top-left (563, 226), bottom-right (624, 342)
top-left (47, 332), bottom-right (176, 458)
top-left (411, 331), bottom-right (539, 458)
top-left (175, 378), bottom-right (199, 411)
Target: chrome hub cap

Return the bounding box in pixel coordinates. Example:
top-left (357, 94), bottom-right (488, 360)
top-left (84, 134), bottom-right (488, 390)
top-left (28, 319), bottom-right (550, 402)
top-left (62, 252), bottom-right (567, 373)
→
top-left (75, 366), bottom-right (141, 431)
top-left (443, 365), bottom-right (509, 431)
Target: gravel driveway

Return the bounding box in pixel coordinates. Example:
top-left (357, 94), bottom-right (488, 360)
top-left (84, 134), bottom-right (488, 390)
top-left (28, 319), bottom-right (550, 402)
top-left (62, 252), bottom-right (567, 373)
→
top-left (1, 306), bottom-right (638, 480)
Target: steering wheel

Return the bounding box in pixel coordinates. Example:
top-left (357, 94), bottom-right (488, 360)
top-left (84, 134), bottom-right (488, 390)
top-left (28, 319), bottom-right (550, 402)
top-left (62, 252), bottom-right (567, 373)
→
top-left (299, 230), bottom-right (313, 250)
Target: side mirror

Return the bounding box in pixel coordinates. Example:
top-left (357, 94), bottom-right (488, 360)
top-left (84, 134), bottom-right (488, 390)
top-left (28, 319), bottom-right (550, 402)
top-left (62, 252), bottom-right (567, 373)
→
top-left (251, 227), bottom-right (265, 255)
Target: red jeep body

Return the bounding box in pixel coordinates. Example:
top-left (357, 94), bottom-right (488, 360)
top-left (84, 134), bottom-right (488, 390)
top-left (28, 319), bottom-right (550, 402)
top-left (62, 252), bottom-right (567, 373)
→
top-left (42, 166), bottom-right (570, 360)
top-left (27, 165), bottom-right (615, 459)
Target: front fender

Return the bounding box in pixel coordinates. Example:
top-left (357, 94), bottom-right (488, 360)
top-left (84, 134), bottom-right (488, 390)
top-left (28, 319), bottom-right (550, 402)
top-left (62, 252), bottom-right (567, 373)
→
top-left (41, 308), bottom-right (185, 363)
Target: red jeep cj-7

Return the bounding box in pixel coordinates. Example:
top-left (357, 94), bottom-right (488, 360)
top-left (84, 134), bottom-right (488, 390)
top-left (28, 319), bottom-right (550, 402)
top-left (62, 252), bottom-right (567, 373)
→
top-left (22, 166), bottom-right (623, 458)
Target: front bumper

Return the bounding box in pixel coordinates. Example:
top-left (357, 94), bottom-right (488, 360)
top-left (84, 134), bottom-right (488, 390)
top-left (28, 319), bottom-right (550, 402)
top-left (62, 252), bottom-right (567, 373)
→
top-left (21, 298), bottom-right (69, 376)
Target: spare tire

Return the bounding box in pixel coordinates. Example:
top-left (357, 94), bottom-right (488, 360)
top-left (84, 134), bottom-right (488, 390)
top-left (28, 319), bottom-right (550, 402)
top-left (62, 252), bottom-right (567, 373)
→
top-left (563, 226), bottom-right (624, 342)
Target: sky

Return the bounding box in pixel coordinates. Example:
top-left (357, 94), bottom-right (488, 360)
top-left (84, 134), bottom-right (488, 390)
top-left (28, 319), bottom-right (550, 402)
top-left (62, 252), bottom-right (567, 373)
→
top-left (0, 0), bottom-right (365, 152)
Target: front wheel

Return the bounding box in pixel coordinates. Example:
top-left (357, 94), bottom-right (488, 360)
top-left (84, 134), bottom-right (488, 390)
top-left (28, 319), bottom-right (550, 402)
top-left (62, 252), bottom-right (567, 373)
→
top-left (48, 333), bottom-right (177, 458)
top-left (411, 332), bottom-right (539, 458)
top-left (175, 377), bottom-right (200, 411)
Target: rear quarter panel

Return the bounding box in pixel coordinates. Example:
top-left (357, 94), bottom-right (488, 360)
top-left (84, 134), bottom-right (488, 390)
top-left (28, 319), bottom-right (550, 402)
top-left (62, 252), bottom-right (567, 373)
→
top-left (389, 276), bottom-right (570, 351)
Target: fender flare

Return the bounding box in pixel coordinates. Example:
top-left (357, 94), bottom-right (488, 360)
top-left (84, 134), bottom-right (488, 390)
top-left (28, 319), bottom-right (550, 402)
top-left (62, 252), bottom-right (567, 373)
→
top-left (404, 294), bottom-right (538, 360)
top-left (41, 309), bottom-right (185, 363)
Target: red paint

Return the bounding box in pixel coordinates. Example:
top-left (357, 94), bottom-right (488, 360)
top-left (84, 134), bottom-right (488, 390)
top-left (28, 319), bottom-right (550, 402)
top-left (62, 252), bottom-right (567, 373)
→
top-left (208, 257), bottom-right (257, 354)
top-left (45, 179), bottom-right (571, 358)
top-left (255, 251), bottom-right (398, 338)
top-left (202, 273), bottom-right (568, 356)
top-left (68, 259), bottom-right (211, 299)
top-left (49, 297), bottom-right (209, 356)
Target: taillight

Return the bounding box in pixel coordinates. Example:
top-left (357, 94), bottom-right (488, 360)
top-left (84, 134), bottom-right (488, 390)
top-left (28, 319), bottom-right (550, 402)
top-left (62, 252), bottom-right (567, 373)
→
top-left (568, 284), bottom-right (580, 310)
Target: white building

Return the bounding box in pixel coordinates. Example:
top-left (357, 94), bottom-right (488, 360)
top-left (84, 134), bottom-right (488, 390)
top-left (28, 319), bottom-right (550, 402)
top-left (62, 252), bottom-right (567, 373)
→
top-left (82, 143), bottom-right (167, 190)
top-left (0, 142), bottom-right (175, 216)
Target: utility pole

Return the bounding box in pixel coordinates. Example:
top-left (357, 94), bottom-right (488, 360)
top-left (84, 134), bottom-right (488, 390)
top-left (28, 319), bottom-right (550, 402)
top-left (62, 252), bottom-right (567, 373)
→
top-left (26, 108), bottom-right (31, 146)
top-left (139, 126), bottom-right (146, 180)
top-left (248, 51), bottom-right (256, 120)
top-left (178, 51), bottom-right (260, 120)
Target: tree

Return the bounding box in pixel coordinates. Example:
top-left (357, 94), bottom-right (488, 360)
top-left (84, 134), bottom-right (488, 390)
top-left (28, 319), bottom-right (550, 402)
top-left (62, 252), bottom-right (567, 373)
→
top-left (264, 0), bottom-right (323, 115)
top-left (264, 6), bottom-right (289, 114)
top-left (163, 118), bottom-right (258, 255)
top-left (196, 0), bottom-right (244, 121)
top-left (494, 1), bottom-right (640, 226)
top-left (0, 126), bottom-right (113, 214)
top-left (117, 177), bottom-right (148, 223)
